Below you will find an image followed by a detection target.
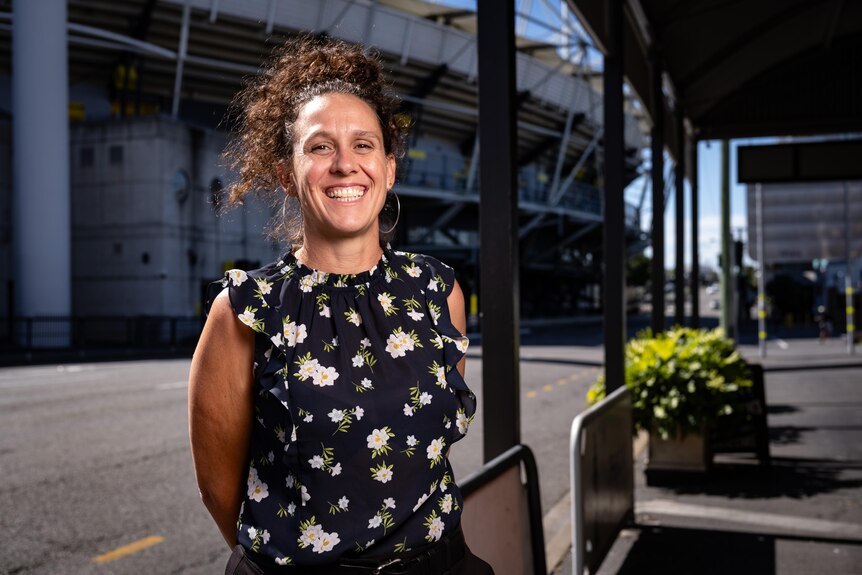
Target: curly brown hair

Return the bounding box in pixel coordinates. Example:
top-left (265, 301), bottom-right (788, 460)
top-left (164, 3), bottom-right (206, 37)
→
top-left (224, 34), bottom-right (407, 246)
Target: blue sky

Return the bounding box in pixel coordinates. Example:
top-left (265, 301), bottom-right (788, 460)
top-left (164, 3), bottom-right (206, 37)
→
top-left (425, 0), bottom-right (752, 270)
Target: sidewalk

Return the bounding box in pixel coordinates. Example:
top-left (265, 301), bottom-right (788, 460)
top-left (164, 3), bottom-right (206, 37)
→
top-left (552, 336), bottom-right (862, 575)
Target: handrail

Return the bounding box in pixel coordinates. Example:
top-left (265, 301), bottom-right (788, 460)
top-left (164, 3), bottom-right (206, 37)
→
top-left (460, 443), bottom-right (548, 575)
top-left (569, 386), bottom-right (633, 575)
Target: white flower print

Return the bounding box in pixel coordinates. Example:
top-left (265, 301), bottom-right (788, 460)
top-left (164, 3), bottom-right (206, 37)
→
top-left (255, 277), bottom-right (273, 294)
top-left (385, 328), bottom-right (416, 358)
top-left (267, 451), bottom-right (275, 464)
top-left (310, 270), bottom-right (328, 284)
top-left (338, 497), bottom-right (350, 511)
top-left (455, 337), bottom-right (469, 353)
top-left (291, 425), bottom-right (298, 442)
top-left (366, 539), bottom-right (375, 548)
top-left (228, 269), bottom-right (248, 286)
top-left (299, 524), bottom-right (324, 548)
top-left (328, 409), bottom-right (345, 423)
top-left (427, 516), bottom-right (445, 541)
top-left (419, 392), bottom-right (433, 406)
top-left (270, 332), bottom-right (283, 348)
top-left (287, 502), bottom-right (296, 516)
top-left (361, 337), bottom-right (371, 348)
top-left (312, 365), bottom-right (339, 387)
top-left (354, 406), bottom-right (365, 420)
top-left (297, 357), bottom-right (319, 380)
top-left (286, 475), bottom-right (294, 488)
top-left (383, 497), bottom-right (396, 509)
top-left (427, 278), bottom-right (439, 292)
top-left (320, 304), bottom-right (331, 318)
top-left (407, 435), bottom-right (418, 447)
top-left (377, 292), bottom-right (393, 308)
top-left (404, 263), bottom-right (422, 277)
top-left (330, 462), bottom-right (342, 476)
top-left (284, 321), bottom-right (307, 347)
top-left (374, 467), bottom-right (393, 483)
top-left (313, 531), bottom-right (340, 553)
top-left (426, 437), bottom-right (445, 465)
top-left (248, 477), bottom-right (269, 502)
top-left (275, 557), bottom-right (290, 566)
top-left (346, 310), bottom-right (362, 326)
top-left (301, 485), bottom-right (311, 504)
top-left (457, 411), bottom-right (470, 434)
top-left (352, 354), bottom-right (365, 368)
top-left (403, 403), bottom-right (415, 417)
top-left (248, 526), bottom-right (258, 540)
top-left (370, 462), bottom-right (394, 483)
top-left (276, 427), bottom-right (286, 443)
top-left (440, 494), bottom-right (454, 514)
top-left (309, 455), bottom-right (324, 469)
top-left (368, 515), bottom-right (383, 529)
top-left (238, 308), bottom-right (256, 327)
top-left (261, 529), bottom-right (271, 544)
top-left (367, 428), bottom-right (391, 452)
top-left (361, 377), bottom-right (373, 389)
top-left (407, 310), bottom-right (425, 321)
top-left (299, 275), bottom-right (315, 293)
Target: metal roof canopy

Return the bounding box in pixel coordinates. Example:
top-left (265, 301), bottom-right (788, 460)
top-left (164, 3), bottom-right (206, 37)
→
top-left (738, 139), bottom-right (862, 184)
top-left (568, 0), bottom-right (862, 158)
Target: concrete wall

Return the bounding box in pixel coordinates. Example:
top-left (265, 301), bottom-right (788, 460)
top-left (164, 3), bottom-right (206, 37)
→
top-left (71, 117), bottom-right (277, 317)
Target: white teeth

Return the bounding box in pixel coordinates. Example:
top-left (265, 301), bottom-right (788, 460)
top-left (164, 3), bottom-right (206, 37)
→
top-left (326, 187), bottom-right (365, 201)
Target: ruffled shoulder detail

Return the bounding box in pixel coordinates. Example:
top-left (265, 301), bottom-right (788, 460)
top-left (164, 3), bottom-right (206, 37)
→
top-left (389, 250), bottom-right (474, 436)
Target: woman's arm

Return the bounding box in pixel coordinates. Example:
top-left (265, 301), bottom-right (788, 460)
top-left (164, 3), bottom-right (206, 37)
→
top-left (447, 279), bottom-right (468, 378)
top-left (188, 289), bottom-right (255, 548)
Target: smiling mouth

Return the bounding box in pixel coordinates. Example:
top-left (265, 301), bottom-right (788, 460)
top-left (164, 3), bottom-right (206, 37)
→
top-left (326, 187), bottom-right (366, 202)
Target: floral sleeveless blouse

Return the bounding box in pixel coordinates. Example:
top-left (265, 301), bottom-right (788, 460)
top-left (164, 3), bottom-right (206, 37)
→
top-left (215, 248), bottom-right (475, 567)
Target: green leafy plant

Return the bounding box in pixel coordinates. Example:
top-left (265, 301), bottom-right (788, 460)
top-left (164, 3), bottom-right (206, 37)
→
top-left (587, 327), bottom-right (752, 440)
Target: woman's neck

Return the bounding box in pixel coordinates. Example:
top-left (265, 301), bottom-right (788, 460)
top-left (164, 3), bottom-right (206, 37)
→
top-left (295, 236), bottom-right (383, 275)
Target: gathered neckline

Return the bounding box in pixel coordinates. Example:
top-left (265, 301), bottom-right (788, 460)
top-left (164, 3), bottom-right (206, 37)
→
top-left (284, 248), bottom-right (390, 288)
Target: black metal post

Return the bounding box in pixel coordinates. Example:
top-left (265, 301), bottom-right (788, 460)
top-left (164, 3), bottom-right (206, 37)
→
top-left (477, 0), bottom-right (520, 461)
top-left (690, 141), bottom-right (700, 328)
top-left (603, 0), bottom-right (625, 393)
top-left (650, 49), bottom-right (665, 335)
top-left (674, 110), bottom-right (686, 326)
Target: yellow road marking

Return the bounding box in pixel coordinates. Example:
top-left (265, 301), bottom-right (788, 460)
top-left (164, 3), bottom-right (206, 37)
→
top-left (543, 384), bottom-right (554, 392)
top-left (92, 536), bottom-right (164, 564)
top-left (526, 390), bottom-right (537, 398)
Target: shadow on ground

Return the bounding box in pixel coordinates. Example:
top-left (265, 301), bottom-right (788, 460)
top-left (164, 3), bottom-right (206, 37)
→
top-left (648, 458), bottom-right (862, 499)
top-left (617, 525), bottom-right (777, 574)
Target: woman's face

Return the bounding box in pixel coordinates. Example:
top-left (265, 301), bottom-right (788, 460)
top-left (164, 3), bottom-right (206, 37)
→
top-left (288, 92), bottom-right (395, 247)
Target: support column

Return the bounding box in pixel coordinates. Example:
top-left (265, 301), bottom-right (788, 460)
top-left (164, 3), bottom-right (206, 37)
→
top-left (650, 50), bottom-right (665, 334)
top-left (13, 0), bottom-right (70, 340)
top-left (477, 0), bottom-right (520, 461)
top-left (603, 0), bottom-right (626, 393)
top-left (720, 140), bottom-right (734, 339)
top-left (690, 141), bottom-right (700, 328)
top-left (674, 111), bottom-right (686, 326)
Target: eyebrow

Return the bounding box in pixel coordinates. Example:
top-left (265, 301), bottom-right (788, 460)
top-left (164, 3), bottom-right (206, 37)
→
top-left (306, 129), bottom-right (382, 141)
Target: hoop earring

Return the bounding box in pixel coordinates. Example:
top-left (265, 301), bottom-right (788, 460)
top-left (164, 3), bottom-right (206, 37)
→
top-left (379, 190), bottom-right (400, 235)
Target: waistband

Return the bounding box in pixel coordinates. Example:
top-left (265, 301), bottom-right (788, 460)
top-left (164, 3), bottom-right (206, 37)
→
top-left (242, 523), bottom-right (466, 575)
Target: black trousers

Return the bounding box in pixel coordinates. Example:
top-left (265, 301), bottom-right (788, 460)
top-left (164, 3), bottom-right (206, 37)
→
top-left (225, 527), bottom-right (494, 575)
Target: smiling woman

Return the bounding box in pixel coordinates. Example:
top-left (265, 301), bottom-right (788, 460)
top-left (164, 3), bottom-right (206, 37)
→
top-left (188, 35), bottom-right (493, 574)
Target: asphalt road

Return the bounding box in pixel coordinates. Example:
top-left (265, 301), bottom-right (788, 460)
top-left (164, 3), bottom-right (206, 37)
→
top-left (1, 352), bottom-right (599, 574)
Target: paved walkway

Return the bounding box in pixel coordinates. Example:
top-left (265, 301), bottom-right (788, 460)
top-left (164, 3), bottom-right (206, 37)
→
top-left (550, 334), bottom-right (862, 575)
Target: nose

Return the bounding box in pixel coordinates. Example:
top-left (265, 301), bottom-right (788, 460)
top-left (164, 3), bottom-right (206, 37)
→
top-left (331, 148), bottom-right (358, 174)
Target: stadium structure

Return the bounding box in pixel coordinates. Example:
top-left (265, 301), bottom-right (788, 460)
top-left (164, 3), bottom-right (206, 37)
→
top-left (0, 0), bottom-right (648, 347)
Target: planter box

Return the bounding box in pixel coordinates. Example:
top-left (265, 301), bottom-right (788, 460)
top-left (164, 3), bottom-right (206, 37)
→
top-left (647, 430), bottom-right (711, 473)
